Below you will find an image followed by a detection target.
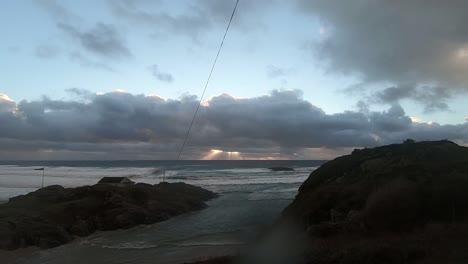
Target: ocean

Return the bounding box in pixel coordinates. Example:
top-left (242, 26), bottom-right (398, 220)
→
top-left (0, 160), bottom-right (325, 264)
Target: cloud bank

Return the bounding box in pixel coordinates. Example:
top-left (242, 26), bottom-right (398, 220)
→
top-left (0, 90), bottom-right (467, 159)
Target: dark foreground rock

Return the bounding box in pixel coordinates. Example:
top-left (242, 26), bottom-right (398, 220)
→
top-left (277, 140), bottom-right (468, 263)
top-left (187, 256), bottom-right (235, 264)
top-left (0, 182), bottom-right (217, 250)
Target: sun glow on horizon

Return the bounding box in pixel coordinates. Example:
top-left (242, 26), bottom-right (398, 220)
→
top-left (202, 149), bottom-right (223, 160)
top-left (227, 151), bottom-right (241, 160)
top-left (202, 149), bottom-right (243, 160)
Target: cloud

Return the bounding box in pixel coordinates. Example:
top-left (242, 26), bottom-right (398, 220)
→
top-left (266, 65), bottom-right (294, 79)
top-left (36, 0), bottom-right (131, 67)
top-left (65, 88), bottom-right (97, 100)
top-left (35, 0), bottom-right (78, 23)
top-left (108, 0), bottom-right (211, 41)
top-left (0, 93), bottom-right (16, 112)
top-left (58, 22), bottom-right (132, 60)
top-left (1, 90), bottom-right (468, 159)
top-left (298, 0), bottom-right (468, 110)
top-left (68, 51), bottom-right (115, 72)
top-left (35, 45), bottom-right (60, 59)
top-left (373, 84), bottom-right (450, 112)
top-left (107, 0), bottom-right (273, 42)
top-left (148, 64), bottom-right (174, 83)
top-left (7, 46), bottom-right (21, 53)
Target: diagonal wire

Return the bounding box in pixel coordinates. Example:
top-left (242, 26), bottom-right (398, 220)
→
top-left (176, 0), bottom-right (240, 161)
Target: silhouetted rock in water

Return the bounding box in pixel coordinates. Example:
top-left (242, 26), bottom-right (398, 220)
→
top-left (0, 182), bottom-right (217, 250)
top-left (269, 166), bottom-right (295, 171)
top-left (277, 140), bottom-right (468, 263)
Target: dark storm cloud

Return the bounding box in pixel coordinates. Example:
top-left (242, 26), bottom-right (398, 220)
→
top-left (374, 85), bottom-right (450, 112)
top-left (148, 65), bottom-right (174, 83)
top-left (298, 0), bottom-right (468, 110)
top-left (0, 138), bottom-right (186, 160)
top-left (58, 22), bottom-right (132, 60)
top-left (1, 90), bottom-right (468, 159)
top-left (369, 104), bottom-right (412, 133)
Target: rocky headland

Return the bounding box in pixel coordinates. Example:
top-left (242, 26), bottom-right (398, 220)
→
top-left (278, 140), bottom-right (468, 263)
top-left (0, 182), bottom-right (217, 250)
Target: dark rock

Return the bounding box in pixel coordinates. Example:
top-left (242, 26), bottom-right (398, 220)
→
top-left (282, 140), bottom-right (468, 230)
top-left (188, 256), bottom-right (235, 264)
top-left (0, 182), bottom-right (217, 250)
top-left (69, 220), bottom-right (94, 237)
top-left (269, 166), bottom-right (295, 171)
top-left (278, 140), bottom-right (468, 263)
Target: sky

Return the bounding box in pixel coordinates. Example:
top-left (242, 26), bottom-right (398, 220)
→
top-left (1, 0), bottom-right (468, 160)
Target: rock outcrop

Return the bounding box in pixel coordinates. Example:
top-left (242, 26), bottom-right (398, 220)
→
top-left (283, 140), bottom-right (468, 228)
top-left (279, 140), bottom-right (468, 263)
top-left (269, 166), bottom-right (295, 171)
top-left (0, 182), bottom-right (217, 250)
